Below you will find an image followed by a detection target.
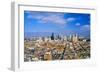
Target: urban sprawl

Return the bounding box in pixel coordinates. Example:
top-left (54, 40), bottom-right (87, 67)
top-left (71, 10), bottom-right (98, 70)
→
top-left (24, 33), bottom-right (90, 62)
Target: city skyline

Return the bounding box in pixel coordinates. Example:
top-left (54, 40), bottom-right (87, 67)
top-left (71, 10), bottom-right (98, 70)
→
top-left (24, 11), bottom-right (90, 61)
top-left (24, 11), bottom-right (90, 38)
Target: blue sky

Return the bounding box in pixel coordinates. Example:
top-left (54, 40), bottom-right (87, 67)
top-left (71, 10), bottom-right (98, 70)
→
top-left (24, 11), bottom-right (90, 38)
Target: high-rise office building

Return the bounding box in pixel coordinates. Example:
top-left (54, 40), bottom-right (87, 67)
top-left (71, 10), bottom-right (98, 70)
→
top-left (72, 34), bottom-right (78, 43)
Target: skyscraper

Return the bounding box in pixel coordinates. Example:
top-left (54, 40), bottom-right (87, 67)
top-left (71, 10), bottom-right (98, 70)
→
top-left (72, 34), bottom-right (78, 43)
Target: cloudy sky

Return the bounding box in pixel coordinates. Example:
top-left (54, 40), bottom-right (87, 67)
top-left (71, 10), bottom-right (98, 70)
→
top-left (24, 11), bottom-right (90, 38)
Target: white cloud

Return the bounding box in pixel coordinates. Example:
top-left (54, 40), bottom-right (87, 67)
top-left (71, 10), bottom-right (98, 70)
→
top-left (26, 12), bottom-right (77, 27)
top-left (75, 23), bottom-right (80, 26)
top-left (81, 25), bottom-right (90, 31)
top-left (66, 17), bottom-right (75, 22)
top-left (27, 12), bottom-right (67, 26)
top-left (39, 14), bottom-right (66, 25)
top-left (27, 14), bottom-right (43, 19)
top-left (82, 25), bottom-right (90, 28)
